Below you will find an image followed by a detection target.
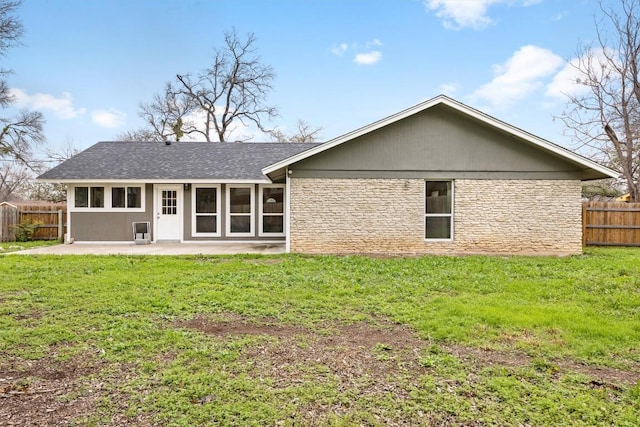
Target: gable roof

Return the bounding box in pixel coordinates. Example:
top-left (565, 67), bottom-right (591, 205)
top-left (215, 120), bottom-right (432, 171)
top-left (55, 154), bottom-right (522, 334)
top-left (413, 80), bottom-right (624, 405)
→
top-left (38, 141), bottom-right (319, 182)
top-left (262, 95), bottom-right (619, 181)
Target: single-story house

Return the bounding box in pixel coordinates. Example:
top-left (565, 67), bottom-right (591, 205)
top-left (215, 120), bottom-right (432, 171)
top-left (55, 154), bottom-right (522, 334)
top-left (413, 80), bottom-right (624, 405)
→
top-left (39, 95), bottom-right (618, 255)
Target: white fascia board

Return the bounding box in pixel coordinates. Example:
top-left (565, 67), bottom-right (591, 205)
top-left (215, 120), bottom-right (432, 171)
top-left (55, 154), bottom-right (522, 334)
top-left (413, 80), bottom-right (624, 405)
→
top-left (262, 94), bottom-right (619, 179)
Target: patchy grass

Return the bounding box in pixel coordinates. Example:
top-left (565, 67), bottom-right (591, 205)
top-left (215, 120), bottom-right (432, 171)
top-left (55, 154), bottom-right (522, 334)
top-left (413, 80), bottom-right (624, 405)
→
top-left (0, 240), bottom-right (59, 253)
top-left (1, 248), bottom-right (639, 425)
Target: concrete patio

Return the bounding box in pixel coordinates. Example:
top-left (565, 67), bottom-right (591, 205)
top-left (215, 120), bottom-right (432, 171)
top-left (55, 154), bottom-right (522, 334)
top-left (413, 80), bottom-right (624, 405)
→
top-left (11, 242), bottom-right (286, 255)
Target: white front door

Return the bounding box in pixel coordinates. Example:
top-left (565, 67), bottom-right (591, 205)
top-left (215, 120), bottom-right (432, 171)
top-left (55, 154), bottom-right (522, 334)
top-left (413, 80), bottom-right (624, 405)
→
top-left (155, 185), bottom-right (183, 241)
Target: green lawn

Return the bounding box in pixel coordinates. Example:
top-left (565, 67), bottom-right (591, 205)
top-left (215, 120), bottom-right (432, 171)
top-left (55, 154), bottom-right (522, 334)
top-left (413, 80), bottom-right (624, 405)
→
top-left (1, 248), bottom-right (639, 426)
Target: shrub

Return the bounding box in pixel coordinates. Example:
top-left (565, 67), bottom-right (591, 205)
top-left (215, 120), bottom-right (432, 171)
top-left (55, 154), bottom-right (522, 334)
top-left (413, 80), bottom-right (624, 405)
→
top-left (11, 219), bottom-right (42, 242)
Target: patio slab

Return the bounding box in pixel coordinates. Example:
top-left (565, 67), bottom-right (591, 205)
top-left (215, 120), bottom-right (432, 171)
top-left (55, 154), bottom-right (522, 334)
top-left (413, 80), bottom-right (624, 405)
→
top-left (10, 242), bottom-right (286, 256)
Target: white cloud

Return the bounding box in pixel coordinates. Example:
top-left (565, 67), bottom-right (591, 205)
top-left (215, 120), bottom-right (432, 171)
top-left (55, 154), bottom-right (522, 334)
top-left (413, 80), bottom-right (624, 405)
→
top-left (552, 10), bottom-right (568, 22)
top-left (331, 43), bottom-right (349, 56)
top-left (9, 88), bottom-right (86, 119)
top-left (439, 82), bottom-right (460, 95)
top-left (91, 109), bottom-right (127, 128)
top-left (425, 0), bottom-right (542, 30)
top-left (470, 45), bottom-right (563, 108)
top-left (332, 40), bottom-right (383, 65)
top-left (546, 49), bottom-right (611, 100)
top-left (545, 61), bottom-right (583, 99)
top-left (354, 50), bottom-right (382, 65)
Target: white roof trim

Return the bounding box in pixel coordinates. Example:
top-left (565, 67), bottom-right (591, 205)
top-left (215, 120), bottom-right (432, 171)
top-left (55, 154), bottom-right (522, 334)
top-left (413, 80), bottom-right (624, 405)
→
top-left (262, 95), bottom-right (619, 179)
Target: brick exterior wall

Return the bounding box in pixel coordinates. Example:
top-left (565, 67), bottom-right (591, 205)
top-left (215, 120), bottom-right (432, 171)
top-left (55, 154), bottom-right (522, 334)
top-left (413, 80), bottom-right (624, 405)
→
top-left (289, 178), bottom-right (583, 256)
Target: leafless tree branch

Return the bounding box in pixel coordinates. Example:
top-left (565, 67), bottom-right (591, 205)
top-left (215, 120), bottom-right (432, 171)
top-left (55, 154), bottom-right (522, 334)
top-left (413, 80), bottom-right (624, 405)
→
top-left (270, 120), bottom-right (324, 143)
top-left (174, 28), bottom-right (278, 142)
top-left (558, 0), bottom-right (640, 200)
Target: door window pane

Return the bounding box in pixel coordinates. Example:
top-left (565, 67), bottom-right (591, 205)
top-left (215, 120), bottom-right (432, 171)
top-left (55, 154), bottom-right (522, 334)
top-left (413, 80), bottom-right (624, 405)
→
top-left (162, 190), bottom-right (177, 215)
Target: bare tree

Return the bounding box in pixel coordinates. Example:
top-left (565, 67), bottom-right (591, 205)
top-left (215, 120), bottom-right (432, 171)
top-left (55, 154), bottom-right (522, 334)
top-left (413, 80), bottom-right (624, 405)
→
top-left (118, 83), bottom-right (197, 142)
top-left (0, 161), bottom-right (30, 201)
top-left (24, 140), bottom-right (80, 202)
top-left (0, 110), bottom-right (45, 165)
top-left (140, 83), bottom-right (198, 141)
top-left (175, 29), bottom-right (278, 142)
top-left (117, 128), bottom-right (161, 142)
top-left (270, 120), bottom-right (324, 143)
top-left (0, 0), bottom-right (22, 107)
top-left (24, 179), bottom-right (66, 203)
top-left (42, 139), bottom-right (79, 163)
top-left (0, 0), bottom-right (45, 166)
top-left (559, 0), bottom-right (640, 199)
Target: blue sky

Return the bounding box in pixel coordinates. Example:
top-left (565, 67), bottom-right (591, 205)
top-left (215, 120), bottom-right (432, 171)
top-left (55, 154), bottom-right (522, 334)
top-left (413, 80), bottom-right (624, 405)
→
top-left (6, 0), bottom-right (607, 157)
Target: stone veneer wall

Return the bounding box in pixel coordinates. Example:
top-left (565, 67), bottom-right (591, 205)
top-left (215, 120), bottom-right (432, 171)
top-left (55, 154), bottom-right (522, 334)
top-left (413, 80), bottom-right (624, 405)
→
top-left (289, 178), bottom-right (583, 256)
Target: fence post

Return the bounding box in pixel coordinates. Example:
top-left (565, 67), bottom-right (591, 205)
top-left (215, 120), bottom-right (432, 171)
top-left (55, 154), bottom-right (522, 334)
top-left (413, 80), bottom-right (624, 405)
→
top-left (582, 202), bottom-right (587, 247)
top-left (0, 204), bottom-right (19, 242)
top-left (58, 209), bottom-right (64, 241)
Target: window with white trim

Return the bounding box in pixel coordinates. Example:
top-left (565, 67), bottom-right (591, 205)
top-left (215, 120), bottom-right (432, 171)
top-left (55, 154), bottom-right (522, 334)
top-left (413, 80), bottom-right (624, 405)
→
top-left (192, 185), bottom-right (220, 237)
top-left (259, 185), bottom-right (284, 237)
top-left (425, 181), bottom-right (453, 240)
top-left (111, 186), bottom-right (141, 208)
top-left (74, 186), bottom-right (105, 208)
top-left (71, 185), bottom-right (145, 211)
top-left (226, 185), bottom-right (254, 236)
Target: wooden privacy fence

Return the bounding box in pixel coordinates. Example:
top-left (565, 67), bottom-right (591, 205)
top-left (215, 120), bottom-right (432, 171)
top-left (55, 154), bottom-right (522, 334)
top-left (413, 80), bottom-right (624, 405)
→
top-left (0, 203), bottom-right (67, 242)
top-left (583, 201), bottom-right (640, 247)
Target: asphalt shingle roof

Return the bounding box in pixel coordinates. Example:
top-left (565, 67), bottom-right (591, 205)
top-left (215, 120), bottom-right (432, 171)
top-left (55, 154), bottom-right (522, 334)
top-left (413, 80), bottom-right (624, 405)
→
top-left (38, 141), bottom-right (319, 181)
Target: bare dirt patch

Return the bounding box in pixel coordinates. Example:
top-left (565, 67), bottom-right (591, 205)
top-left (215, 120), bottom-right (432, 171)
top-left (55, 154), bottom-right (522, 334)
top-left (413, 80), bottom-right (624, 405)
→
top-left (0, 352), bottom-right (106, 427)
top-left (181, 314), bottom-right (640, 391)
top-left (175, 312), bottom-right (306, 338)
top-left (4, 315), bottom-right (638, 426)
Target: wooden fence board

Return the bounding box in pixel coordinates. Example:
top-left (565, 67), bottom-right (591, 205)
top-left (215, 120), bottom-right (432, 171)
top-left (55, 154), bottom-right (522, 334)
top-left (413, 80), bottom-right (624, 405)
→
top-left (0, 204), bottom-right (66, 242)
top-left (583, 201), bottom-right (640, 246)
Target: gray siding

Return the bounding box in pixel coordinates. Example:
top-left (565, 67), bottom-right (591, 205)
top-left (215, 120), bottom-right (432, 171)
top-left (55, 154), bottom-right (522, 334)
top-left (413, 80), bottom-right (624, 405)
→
top-left (70, 184), bottom-right (154, 241)
top-left (290, 104), bottom-right (585, 180)
top-left (70, 183), bottom-right (285, 242)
